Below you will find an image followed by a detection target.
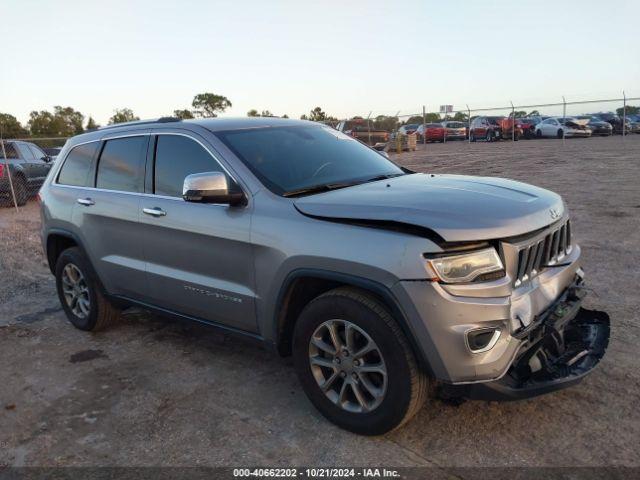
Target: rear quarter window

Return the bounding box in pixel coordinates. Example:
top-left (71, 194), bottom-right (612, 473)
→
top-left (57, 142), bottom-right (99, 187)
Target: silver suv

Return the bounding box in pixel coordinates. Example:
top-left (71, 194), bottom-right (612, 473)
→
top-left (39, 117), bottom-right (609, 435)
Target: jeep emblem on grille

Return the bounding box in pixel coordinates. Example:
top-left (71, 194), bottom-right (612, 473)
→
top-left (549, 208), bottom-right (561, 220)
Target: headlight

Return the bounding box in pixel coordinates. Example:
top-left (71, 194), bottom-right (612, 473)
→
top-left (426, 248), bottom-right (504, 283)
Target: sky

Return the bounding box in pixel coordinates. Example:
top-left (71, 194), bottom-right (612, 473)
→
top-left (2, 0), bottom-right (639, 126)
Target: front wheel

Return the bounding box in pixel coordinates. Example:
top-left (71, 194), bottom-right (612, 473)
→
top-left (293, 287), bottom-right (428, 435)
top-left (485, 130), bottom-right (494, 142)
top-left (557, 129), bottom-right (564, 139)
top-left (536, 129), bottom-right (542, 138)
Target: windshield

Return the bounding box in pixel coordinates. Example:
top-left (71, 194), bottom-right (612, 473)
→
top-left (215, 125), bottom-right (404, 196)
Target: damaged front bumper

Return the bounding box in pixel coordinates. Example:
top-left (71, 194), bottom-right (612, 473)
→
top-left (442, 279), bottom-right (610, 401)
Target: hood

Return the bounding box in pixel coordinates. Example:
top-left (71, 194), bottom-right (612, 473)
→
top-left (294, 173), bottom-right (565, 242)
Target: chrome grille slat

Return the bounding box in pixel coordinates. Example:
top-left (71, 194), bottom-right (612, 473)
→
top-left (513, 219), bottom-right (571, 286)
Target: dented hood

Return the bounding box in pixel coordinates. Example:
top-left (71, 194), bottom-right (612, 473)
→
top-left (294, 173), bottom-right (565, 242)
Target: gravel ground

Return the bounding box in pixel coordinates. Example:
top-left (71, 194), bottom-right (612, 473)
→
top-left (1, 135), bottom-right (639, 471)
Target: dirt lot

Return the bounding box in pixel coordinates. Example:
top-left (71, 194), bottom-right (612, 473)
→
top-left (1, 135), bottom-right (639, 470)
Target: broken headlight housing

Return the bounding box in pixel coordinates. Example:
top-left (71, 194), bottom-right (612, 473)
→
top-left (426, 248), bottom-right (504, 283)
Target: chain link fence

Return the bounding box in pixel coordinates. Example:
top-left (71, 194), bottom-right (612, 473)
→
top-left (332, 94), bottom-right (640, 151)
top-left (1, 137), bottom-right (67, 210)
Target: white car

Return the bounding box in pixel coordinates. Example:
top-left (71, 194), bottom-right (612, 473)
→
top-left (535, 117), bottom-right (592, 139)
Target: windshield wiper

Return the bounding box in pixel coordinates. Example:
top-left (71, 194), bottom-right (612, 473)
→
top-left (283, 173), bottom-right (405, 198)
top-left (283, 182), bottom-right (356, 198)
top-left (361, 173), bottom-right (405, 183)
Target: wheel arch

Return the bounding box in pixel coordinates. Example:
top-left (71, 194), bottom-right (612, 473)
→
top-left (273, 268), bottom-right (434, 376)
top-left (45, 229), bottom-right (84, 274)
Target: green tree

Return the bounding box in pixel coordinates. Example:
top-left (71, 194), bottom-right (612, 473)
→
top-left (247, 109), bottom-right (259, 117)
top-left (191, 93), bottom-right (232, 118)
top-left (511, 110), bottom-right (527, 118)
top-left (529, 110), bottom-right (540, 116)
top-left (108, 108), bottom-right (139, 125)
top-left (53, 106), bottom-right (84, 134)
top-left (308, 107), bottom-right (327, 122)
top-left (261, 110), bottom-right (274, 117)
top-left (0, 113), bottom-right (28, 138)
top-left (281, 114), bottom-right (289, 119)
top-left (86, 116), bottom-right (99, 130)
top-left (373, 115), bottom-right (398, 131)
top-left (173, 109), bottom-right (194, 119)
top-left (452, 111), bottom-right (468, 122)
top-left (300, 114), bottom-right (308, 120)
top-left (28, 106), bottom-right (85, 136)
top-left (405, 113), bottom-right (440, 124)
top-left (616, 105), bottom-right (640, 116)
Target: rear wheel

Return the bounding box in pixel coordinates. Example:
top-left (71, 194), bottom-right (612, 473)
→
top-left (557, 129), bottom-right (564, 139)
top-left (293, 287), bottom-right (428, 435)
top-left (485, 130), bottom-right (494, 142)
top-left (55, 247), bottom-right (121, 331)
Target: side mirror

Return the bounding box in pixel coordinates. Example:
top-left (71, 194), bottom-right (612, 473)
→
top-left (182, 171), bottom-right (245, 206)
top-left (42, 156), bottom-right (52, 163)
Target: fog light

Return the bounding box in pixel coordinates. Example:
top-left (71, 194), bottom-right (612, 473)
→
top-left (466, 328), bottom-right (501, 353)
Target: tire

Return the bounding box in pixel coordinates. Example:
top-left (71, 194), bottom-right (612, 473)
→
top-left (55, 247), bottom-right (120, 331)
top-left (536, 129), bottom-right (542, 138)
top-left (485, 130), bottom-right (493, 142)
top-left (293, 287), bottom-right (429, 435)
top-left (557, 129), bottom-right (564, 139)
top-left (14, 175), bottom-right (28, 206)
top-left (470, 132), bottom-right (476, 142)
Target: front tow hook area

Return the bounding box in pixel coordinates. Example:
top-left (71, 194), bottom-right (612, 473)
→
top-left (442, 306), bottom-right (610, 402)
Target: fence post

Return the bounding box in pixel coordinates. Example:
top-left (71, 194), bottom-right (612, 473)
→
top-left (466, 104), bottom-right (471, 143)
top-left (366, 111), bottom-right (372, 146)
top-left (510, 100), bottom-right (515, 142)
top-left (562, 96), bottom-right (567, 144)
top-left (0, 138), bottom-right (19, 212)
top-left (622, 91), bottom-right (626, 142)
top-left (422, 105), bottom-right (426, 145)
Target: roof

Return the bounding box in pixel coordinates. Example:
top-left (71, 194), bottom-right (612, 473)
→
top-left (97, 116), bottom-right (313, 133)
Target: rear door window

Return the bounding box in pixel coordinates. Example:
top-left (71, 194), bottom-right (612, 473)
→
top-left (28, 144), bottom-right (47, 162)
top-left (16, 143), bottom-right (35, 160)
top-left (57, 142), bottom-right (99, 187)
top-left (153, 135), bottom-right (224, 198)
top-left (96, 136), bottom-right (147, 193)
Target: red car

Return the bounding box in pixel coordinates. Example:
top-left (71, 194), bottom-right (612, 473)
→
top-left (416, 123), bottom-right (446, 142)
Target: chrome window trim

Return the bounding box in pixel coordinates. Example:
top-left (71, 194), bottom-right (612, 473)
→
top-left (51, 130), bottom-right (248, 208)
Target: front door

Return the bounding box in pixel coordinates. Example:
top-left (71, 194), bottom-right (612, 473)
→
top-left (139, 132), bottom-right (257, 333)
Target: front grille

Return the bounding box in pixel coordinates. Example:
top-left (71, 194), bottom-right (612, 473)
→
top-left (514, 220), bottom-right (572, 286)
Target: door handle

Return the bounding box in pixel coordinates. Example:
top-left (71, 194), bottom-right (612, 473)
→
top-left (143, 207), bottom-right (167, 217)
top-left (77, 198), bottom-right (95, 206)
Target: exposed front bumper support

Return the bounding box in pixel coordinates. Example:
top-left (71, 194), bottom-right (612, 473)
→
top-left (442, 281), bottom-right (610, 401)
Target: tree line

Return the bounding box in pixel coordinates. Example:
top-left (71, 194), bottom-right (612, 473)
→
top-left (2, 92), bottom-right (638, 140)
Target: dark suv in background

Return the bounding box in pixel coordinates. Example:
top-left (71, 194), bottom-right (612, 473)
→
top-left (1, 140), bottom-right (53, 206)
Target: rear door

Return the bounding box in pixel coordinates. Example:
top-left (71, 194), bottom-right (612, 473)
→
top-left (72, 133), bottom-right (150, 298)
top-left (139, 131), bottom-right (257, 333)
top-left (27, 143), bottom-right (53, 184)
top-left (14, 143), bottom-right (39, 188)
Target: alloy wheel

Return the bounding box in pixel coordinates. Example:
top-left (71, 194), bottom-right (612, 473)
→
top-left (308, 319), bottom-right (388, 413)
top-left (61, 263), bottom-right (91, 319)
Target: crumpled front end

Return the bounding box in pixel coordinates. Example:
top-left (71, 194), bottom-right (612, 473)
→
top-left (397, 217), bottom-right (610, 400)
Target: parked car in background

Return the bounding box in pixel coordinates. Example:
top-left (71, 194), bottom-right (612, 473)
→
top-left (441, 121), bottom-right (467, 140)
top-left (576, 116), bottom-right (613, 136)
top-left (589, 113), bottom-right (624, 134)
top-left (624, 115), bottom-right (640, 134)
top-left (535, 117), bottom-right (592, 139)
top-left (469, 116), bottom-right (504, 142)
top-left (416, 123), bottom-right (445, 142)
top-left (398, 124), bottom-right (419, 136)
top-left (516, 118), bottom-right (540, 139)
top-left (0, 141), bottom-right (53, 206)
top-left (44, 147), bottom-right (63, 160)
top-left (497, 117), bottom-right (524, 141)
top-left (336, 119), bottom-right (389, 150)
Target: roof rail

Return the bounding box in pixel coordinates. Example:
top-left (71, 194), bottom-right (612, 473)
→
top-left (98, 117), bottom-right (182, 131)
